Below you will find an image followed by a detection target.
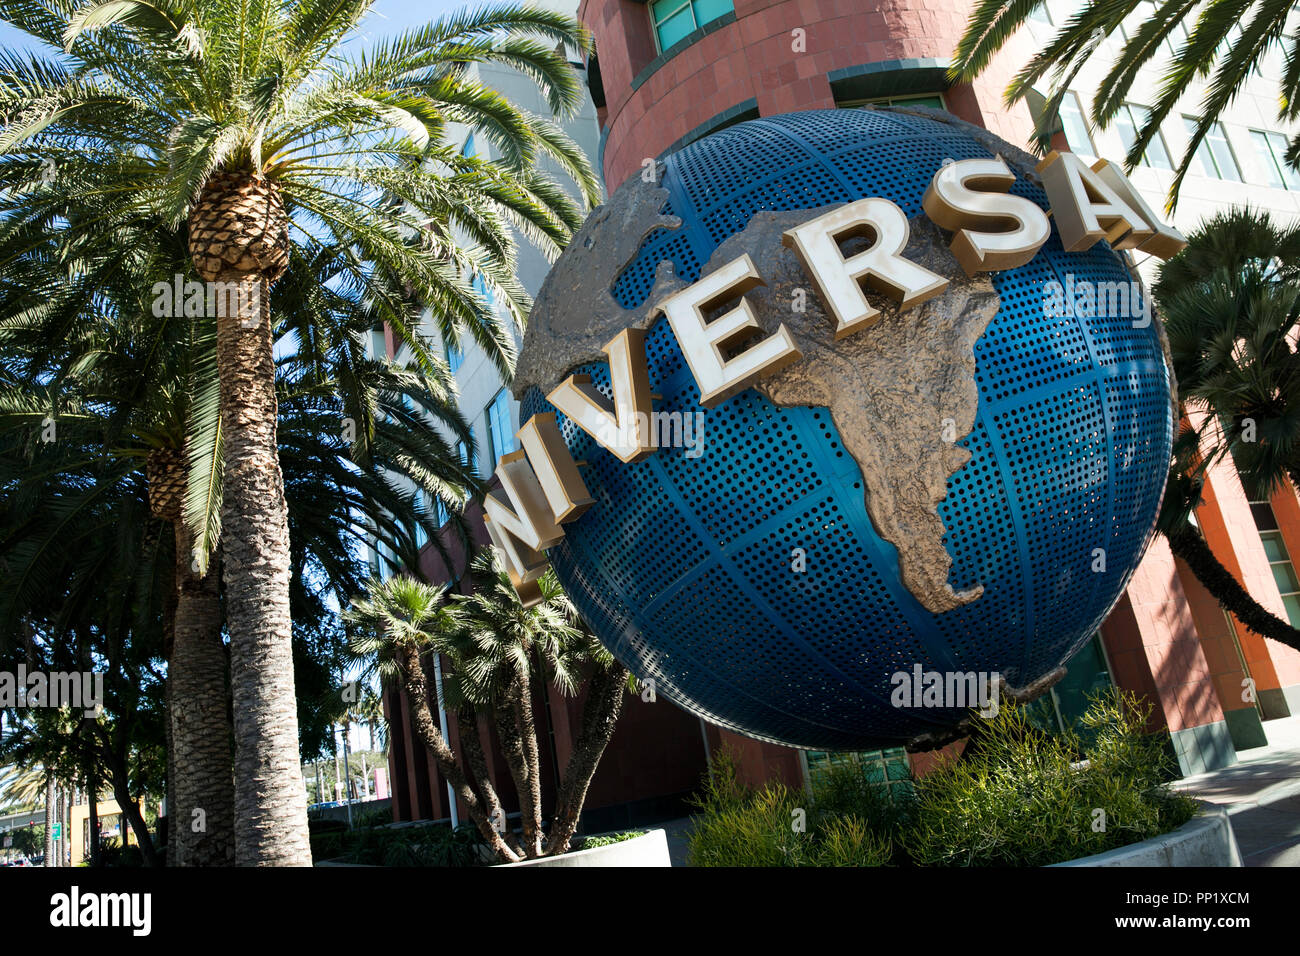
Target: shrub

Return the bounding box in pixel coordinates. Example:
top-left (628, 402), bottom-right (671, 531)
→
top-left (687, 691), bottom-right (1199, 867)
top-left (575, 831), bottom-right (645, 850)
top-left (906, 690), bottom-right (1198, 866)
top-left (686, 749), bottom-right (895, 866)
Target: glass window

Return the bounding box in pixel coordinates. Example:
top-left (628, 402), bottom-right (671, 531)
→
top-left (1252, 130), bottom-right (1300, 190)
top-left (457, 436), bottom-right (477, 478)
top-left (485, 389), bottom-right (516, 466)
top-left (1248, 498), bottom-right (1300, 627)
top-left (1059, 91), bottom-right (1095, 155)
top-left (649, 0), bottom-right (733, 53)
top-left (460, 133), bottom-right (476, 158)
top-left (444, 338), bottom-right (462, 375)
top-left (1183, 117), bottom-right (1241, 181)
top-left (839, 93), bottom-right (946, 112)
top-left (1029, 4), bottom-right (1053, 26)
top-left (1115, 104), bottom-right (1172, 169)
top-left (414, 491), bottom-right (429, 549)
top-left (471, 272), bottom-right (495, 311)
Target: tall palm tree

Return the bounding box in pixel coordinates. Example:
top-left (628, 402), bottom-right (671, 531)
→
top-left (952, 0), bottom-right (1298, 208)
top-left (1155, 207), bottom-right (1300, 652)
top-left (0, 0), bottom-right (598, 863)
top-left (0, 310), bottom-right (483, 865)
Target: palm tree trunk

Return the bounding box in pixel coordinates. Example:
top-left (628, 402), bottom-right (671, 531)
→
top-left (1166, 525), bottom-right (1300, 651)
top-left (544, 664), bottom-right (629, 856)
top-left (169, 520), bottom-right (236, 866)
top-left (455, 703), bottom-right (506, 830)
top-left (43, 774), bottom-right (54, 866)
top-left (395, 643), bottom-right (521, 862)
top-left (494, 679), bottom-right (541, 857)
top-left (215, 276), bottom-right (312, 866)
top-left (512, 666), bottom-right (544, 857)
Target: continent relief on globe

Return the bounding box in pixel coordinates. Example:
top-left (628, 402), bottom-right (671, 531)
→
top-left (514, 165), bottom-right (1011, 615)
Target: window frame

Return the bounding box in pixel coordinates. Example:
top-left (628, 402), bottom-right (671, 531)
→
top-left (1251, 129), bottom-right (1300, 190)
top-left (648, 0), bottom-right (733, 55)
top-left (1058, 90), bottom-right (1096, 156)
top-left (485, 388), bottom-right (516, 468)
top-left (1115, 103), bottom-right (1173, 170)
top-left (1183, 116), bottom-right (1242, 181)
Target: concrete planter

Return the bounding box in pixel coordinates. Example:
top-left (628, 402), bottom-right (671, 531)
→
top-left (496, 829), bottom-right (672, 868)
top-left (1049, 808), bottom-right (1242, 867)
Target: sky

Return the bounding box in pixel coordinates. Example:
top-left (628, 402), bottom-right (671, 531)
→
top-left (0, 0), bottom-right (491, 57)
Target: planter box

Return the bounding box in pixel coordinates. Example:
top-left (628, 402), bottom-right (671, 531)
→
top-left (1049, 809), bottom-right (1242, 867)
top-left (497, 829), bottom-right (672, 868)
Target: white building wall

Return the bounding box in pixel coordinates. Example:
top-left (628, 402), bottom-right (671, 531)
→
top-left (1032, 1), bottom-right (1300, 281)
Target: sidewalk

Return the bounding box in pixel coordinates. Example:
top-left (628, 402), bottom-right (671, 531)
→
top-left (1174, 714), bottom-right (1300, 866)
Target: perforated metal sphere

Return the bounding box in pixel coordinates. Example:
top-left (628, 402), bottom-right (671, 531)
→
top-left (520, 109), bottom-right (1173, 751)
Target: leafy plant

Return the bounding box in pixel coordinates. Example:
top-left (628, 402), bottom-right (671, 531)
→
top-left (688, 691), bottom-right (1199, 867)
top-left (575, 830), bottom-right (644, 850)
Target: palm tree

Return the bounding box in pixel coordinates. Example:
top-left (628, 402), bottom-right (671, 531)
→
top-left (347, 549), bottom-right (631, 862)
top-left (952, 0), bottom-right (1298, 208)
top-left (346, 573), bottom-right (523, 859)
top-left (0, 0), bottom-right (598, 864)
top-left (1154, 207), bottom-right (1300, 652)
top-left (0, 298), bottom-right (484, 866)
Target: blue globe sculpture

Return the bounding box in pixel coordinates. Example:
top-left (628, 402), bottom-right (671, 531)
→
top-left (518, 108), bottom-right (1174, 751)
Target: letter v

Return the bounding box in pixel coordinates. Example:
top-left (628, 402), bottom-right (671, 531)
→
top-left (547, 328), bottom-right (656, 463)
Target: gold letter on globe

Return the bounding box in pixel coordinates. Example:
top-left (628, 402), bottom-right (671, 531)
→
top-left (1037, 151), bottom-right (1151, 252)
top-left (781, 197), bottom-right (949, 339)
top-left (655, 253), bottom-right (802, 407)
top-left (547, 328), bottom-right (657, 463)
top-left (922, 157), bottom-right (1051, 273)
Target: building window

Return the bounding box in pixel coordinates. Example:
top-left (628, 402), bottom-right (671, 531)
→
top-left (805, 747), bottom-right (913, 798)
top-left (457, 436), bottom-right (477, 478)
top-left (1114, 104), bottom-right (1173, 169)
top-left (1183, 117), bottom-right (1241, 181)
top-left (649, 0), bottom-right (733, 53)
top-left (471, 272), bottom-right (495, 311)
top-left (1251, 130), bottom-right (1300, 190)
top-left (1247, 498), bottom-right (1300, 626)
top-left (444, 338), bottom-right (463, 375)
top-left (485, 389), bottom-right (516, 467)
top-left (414, 490), bottom-right (429, 549)
top-left (1029, 3), bottom-right (1053, 27)
top-left (460, 132), bottom-right (476, 158)
top-left (841, 93), bottom-right (947, 111)
top-left (1058, 91), bottom-right (1095, 155)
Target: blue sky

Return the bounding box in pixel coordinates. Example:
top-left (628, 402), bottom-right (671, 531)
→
top-left (0, 0), bottom-right (475, 56)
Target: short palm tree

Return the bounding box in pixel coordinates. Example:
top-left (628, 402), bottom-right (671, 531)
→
top-left (345, 573), bottom-right (524, 859)
top-left (1155, 207), bottom-right (1300, 652)
top-left (0, 0), bottom-right (599, 863)
top-left (952, 0), bottom-right (1298, 208)
top-left (347, 549), bottom-right (630, 863)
